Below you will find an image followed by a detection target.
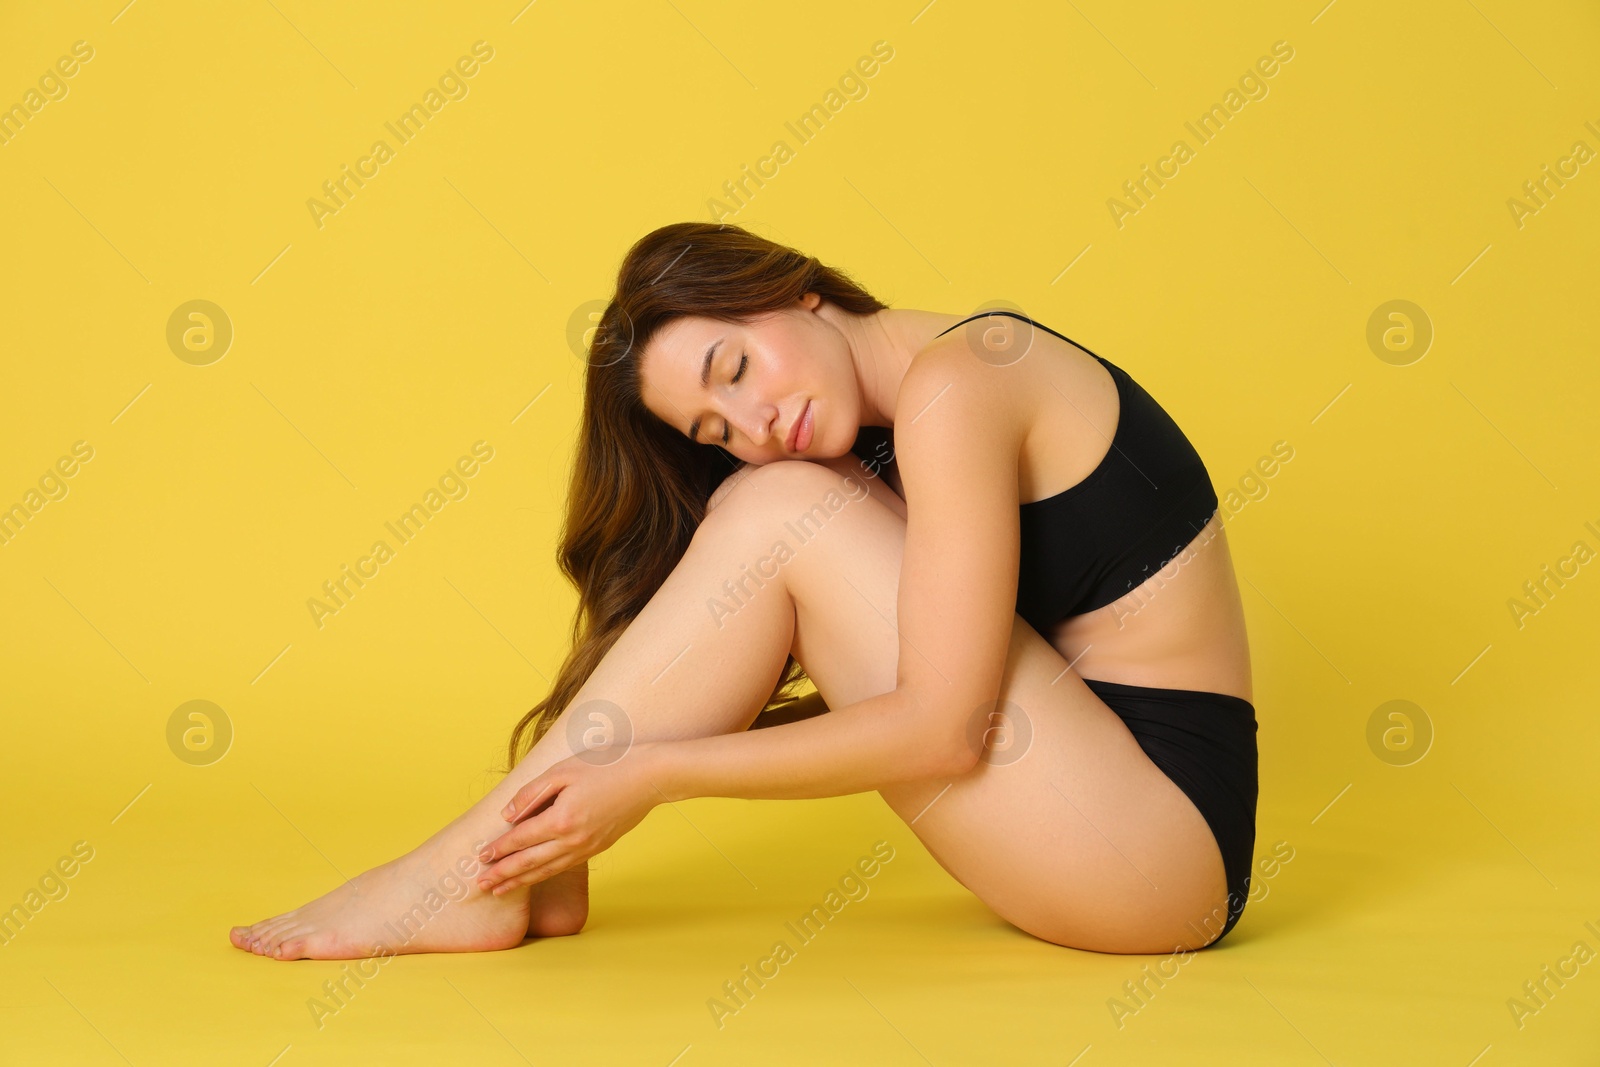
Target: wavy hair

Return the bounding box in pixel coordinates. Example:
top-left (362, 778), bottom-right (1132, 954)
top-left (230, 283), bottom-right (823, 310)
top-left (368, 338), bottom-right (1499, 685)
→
top-left (504, 222), bottom-right (889, 770)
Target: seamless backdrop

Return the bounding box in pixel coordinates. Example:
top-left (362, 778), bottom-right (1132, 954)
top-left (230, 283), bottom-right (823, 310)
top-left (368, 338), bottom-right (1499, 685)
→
top-left (2, 1), bottom-right (1598, 1064)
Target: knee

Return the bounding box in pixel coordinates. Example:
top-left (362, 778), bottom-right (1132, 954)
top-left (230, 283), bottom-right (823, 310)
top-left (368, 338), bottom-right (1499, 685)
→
top-left (750, 458), bottom-right (859, 490)
top-left (704, 459), bottom-right (869, 522)
top-left (705, 461), bottom-right (757, 514)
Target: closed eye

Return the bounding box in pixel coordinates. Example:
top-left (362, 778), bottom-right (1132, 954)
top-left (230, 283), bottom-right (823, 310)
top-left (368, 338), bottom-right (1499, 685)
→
top-left (721, 353), bottom-right (748, 445)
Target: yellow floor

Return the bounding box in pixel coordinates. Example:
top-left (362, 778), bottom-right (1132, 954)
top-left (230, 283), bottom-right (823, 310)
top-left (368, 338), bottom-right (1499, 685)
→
top-left (4, 0), bottom-right (1599, 1062)
top-left (4, 680), bottom-right (1598, 1065)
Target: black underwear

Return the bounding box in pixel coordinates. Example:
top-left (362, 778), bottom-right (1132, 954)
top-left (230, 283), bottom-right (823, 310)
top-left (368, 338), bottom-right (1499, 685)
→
top-left (1080, 677), bottom-right (1260, 945)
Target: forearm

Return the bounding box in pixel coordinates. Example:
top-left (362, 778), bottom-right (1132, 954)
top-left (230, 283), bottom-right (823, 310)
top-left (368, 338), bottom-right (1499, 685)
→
top-left (648, 687), bottom-right (966, 802)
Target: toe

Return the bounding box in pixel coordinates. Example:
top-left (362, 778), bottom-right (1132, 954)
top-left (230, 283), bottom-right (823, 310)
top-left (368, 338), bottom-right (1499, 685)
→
top-left (250, 918), bottom-right (292, 948)
top-left (264, 923), bottom-right (303, 955)
top-left (260, 916), bottom-right (295, 938)
top-left (234, 914), bottom-right (300, 954)
top-left (252, 913), bottom-right (294, 937)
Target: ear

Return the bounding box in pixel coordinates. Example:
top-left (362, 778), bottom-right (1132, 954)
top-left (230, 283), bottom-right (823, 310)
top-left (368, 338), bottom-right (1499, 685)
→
top-left (799, 291), bottom-right (822, 311)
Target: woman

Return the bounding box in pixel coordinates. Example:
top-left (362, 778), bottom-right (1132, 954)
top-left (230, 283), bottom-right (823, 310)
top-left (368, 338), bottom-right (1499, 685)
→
top-left (229, 221), bottom-right (1257, 960)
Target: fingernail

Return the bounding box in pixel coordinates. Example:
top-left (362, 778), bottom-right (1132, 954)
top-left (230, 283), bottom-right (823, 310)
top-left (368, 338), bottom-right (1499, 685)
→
top-left (478, 849), bottom-right (492, 863)
top-left (501, 803), bottom-right (514, 819)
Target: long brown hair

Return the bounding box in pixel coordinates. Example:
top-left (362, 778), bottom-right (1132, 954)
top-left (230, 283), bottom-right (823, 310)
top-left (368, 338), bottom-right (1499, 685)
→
top-left (504, 222), bottom-right (890, 770)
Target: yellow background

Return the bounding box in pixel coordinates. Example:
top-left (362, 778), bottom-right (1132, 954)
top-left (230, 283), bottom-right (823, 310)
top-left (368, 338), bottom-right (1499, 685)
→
top-left (3, 0), bottom-right (1598, 1062)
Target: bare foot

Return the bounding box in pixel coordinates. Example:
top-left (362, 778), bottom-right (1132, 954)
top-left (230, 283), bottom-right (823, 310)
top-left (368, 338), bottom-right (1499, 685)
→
top-left (229, 834), bottom-right (588, 960)
top-left (228, 835), bottom-right (526, 960)
top-left (527, 862), bottom-right (589, 938)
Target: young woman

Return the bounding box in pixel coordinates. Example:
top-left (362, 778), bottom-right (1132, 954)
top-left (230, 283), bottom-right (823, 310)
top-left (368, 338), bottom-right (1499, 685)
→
top-left (230, 222), bottom-right (1258, 960)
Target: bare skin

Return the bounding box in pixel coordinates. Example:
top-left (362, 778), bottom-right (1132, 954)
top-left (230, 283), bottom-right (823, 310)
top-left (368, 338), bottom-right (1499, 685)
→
top-left (230, 298), bottom-right (1251, 959)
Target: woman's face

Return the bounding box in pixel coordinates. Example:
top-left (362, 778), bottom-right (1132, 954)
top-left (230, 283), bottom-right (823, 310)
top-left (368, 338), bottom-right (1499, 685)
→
top-left (638, 293), bottom-right (859, 465)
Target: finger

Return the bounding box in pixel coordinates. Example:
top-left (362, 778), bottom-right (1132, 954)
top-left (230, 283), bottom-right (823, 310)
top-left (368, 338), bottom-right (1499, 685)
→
top-left (492, 856), bottom-right (576, 895)
top-left (479, 808), bottom-right (564, 867)
top-left (478, 800), bottom-right (574, 887)
top-left (501, 776), bottom-right (560, 823)
top-left (477, 838), bottom-right (569, 891)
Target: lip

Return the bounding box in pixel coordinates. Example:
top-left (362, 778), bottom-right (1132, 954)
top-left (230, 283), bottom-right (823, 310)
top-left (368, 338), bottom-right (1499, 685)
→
top-left (787, 400), bottom-right (813, 453)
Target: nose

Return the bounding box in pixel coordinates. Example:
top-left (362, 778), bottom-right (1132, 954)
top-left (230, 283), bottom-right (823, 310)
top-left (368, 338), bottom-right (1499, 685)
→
top-left (727, 402), bottom-right (777, 448)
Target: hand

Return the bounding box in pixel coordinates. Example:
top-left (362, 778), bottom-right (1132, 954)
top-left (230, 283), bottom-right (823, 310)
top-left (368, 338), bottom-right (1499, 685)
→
top-left (476, 741), bottom-right (665, 894)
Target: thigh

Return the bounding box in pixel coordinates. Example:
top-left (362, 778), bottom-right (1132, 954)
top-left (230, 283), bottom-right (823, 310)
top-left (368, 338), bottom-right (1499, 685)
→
top-left (777, 458), bottom-right (1229, 953)
top-left (878, 625), bottom-right (1231, 953)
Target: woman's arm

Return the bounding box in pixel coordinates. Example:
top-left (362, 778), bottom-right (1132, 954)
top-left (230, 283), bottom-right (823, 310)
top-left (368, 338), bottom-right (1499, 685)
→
top-left (645, 341), bottom-right (1033, 802)
top-left (648, 687), bottom-right (955, 801)
top-left (480, 342), bottom-right (1037, 889)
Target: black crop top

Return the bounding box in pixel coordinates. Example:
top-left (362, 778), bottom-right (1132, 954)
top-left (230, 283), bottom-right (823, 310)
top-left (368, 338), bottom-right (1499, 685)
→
top-left (849, 311), bottom-right (1220, 633)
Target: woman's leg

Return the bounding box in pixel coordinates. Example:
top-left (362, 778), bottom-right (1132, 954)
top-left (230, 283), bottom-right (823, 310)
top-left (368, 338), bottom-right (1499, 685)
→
top-left (228, 454), bottom-right (901, 960)
top-left (727, 460), bottom-right (1234, 953)
top-left (232, 455), bottom-right (1229, 960)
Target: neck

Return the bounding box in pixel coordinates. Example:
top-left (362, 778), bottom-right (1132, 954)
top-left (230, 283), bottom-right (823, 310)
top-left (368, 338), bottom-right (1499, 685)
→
top-left (826, 306), bottom-right (965, 429)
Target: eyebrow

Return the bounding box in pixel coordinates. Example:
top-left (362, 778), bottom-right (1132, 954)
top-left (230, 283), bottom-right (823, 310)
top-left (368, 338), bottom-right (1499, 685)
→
top-left (685, 337), bottom-right (724, 442)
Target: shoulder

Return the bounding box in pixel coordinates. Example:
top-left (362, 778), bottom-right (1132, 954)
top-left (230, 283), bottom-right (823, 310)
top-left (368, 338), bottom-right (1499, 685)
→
top-left (893, 329), bottom-right (1037, 455)
top-left (885, 327), bottom-right (1031, 520)
top-left (899, 334), bottom-right (1001, 413)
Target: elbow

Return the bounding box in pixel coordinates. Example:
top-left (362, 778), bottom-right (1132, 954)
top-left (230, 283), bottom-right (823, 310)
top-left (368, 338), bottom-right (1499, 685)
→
top-left (908, 694), bottom-right (983, 779)
top-left (936, 691), bottom-right (1015, 778)
top-left (897, 686), bottom-right (987, 779)
top-left (914, 738), bottom-right (975, 782)
top-left (939, 738), bottom-right (981, 778)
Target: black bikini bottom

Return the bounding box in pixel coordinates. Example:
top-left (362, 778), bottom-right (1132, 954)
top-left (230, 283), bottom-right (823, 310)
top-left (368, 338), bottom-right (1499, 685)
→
top-left (1080, 677), bottom-right (1260, 946)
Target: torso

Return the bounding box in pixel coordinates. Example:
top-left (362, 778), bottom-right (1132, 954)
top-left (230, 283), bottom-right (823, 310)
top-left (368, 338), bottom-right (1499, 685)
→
top-left (869, 314), bottom-right (1253, 705)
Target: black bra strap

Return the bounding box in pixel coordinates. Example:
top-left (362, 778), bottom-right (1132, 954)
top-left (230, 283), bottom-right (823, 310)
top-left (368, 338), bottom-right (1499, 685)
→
top-left (935, 309), bottom-right (1106, 363)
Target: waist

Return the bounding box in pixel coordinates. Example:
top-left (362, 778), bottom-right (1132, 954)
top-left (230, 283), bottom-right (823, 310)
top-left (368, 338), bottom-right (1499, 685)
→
top-left (1043, 515), bottom-right (1253, 704)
